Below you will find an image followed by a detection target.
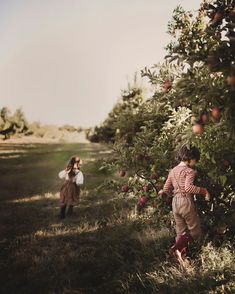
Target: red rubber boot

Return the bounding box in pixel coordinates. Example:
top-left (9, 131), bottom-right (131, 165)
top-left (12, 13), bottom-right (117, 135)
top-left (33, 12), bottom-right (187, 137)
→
top-left (169, 232), bottom-right (193, 261)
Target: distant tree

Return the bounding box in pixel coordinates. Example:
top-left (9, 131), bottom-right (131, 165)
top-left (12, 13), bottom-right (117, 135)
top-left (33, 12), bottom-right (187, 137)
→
top-left (0, 107), bottom-right (29, 139)
top-left (59, 124), bottom-right (77, 132)
top-left (12, 108), bottom-right (29, 133)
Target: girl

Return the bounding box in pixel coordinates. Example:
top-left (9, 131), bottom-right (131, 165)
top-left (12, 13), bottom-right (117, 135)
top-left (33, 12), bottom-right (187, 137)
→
top-left (58, 156), bottom-right (84, 219)
top-left (161, 144), bottom-right (210, 260)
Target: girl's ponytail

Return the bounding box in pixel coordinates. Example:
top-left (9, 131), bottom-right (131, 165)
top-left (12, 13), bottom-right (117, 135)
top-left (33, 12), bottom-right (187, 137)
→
top-left (66, 156), bottom-right (76, 178)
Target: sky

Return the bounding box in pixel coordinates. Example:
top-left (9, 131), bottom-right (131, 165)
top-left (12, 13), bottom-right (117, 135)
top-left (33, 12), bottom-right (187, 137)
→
top-left (0, 0), bottom-right (201, 128)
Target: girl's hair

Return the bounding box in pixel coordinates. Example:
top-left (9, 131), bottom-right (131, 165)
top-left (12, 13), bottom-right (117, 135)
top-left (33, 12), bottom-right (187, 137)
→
top-left (177, 144), bottom-right (200, 162)
top-left (66, 156), bottom-right (80, 178)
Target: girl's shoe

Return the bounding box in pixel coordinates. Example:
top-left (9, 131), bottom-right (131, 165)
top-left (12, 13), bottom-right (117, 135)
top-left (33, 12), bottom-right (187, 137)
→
top-left (67, 205), bottom-right (73, 216)
top-left (58, 205), bottom-right (66, 219)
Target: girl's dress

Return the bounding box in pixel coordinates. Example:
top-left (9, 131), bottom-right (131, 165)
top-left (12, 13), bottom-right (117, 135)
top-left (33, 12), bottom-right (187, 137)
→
top-left (58, 169), bottom-right (84, 206)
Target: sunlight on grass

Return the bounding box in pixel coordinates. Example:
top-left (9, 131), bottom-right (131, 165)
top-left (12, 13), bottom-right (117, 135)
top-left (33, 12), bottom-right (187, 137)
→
top-left (9, 192), bottom-right (60, 203)
top-left (1, 143), bottom-right (234, 294)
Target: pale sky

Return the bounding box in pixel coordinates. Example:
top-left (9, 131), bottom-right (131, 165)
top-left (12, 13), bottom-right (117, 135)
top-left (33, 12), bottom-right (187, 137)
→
top-left (0, 0), bottom-right (201, 127)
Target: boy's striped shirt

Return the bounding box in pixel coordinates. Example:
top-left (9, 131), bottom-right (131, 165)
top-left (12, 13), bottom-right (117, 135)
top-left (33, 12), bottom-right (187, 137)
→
top-left (163, 162), bottom-right (201, 195)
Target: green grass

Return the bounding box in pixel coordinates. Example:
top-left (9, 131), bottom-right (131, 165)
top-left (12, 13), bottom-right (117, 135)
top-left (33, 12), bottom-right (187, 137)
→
top-left (0, 143), bottom-right (234, 294)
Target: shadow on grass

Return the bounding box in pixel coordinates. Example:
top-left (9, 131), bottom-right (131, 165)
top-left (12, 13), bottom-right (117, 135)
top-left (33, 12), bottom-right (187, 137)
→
top-left (0, 180), bottom-right (172, 294)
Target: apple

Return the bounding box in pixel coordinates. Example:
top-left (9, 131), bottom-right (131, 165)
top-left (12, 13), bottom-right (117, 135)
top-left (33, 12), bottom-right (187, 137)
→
top-left (150, 172), bottom-right (158, 180)
top-left (211, 107), bottom-right (220, 121)
top-left (162, 80), bottom-right (172, 93)
top-left (146, 219), bottom-right (153, 225)
top-left (229, 10), bottom-right (235, 22)
top-left (201, 113), bottom-right (208, 124)
top-left (152, 202), bottom-right (157, 208)
top-left (155, 182), bottom-right (164, 190)
top-left (139, 196), bottom-right (148, 206)
top-left (121, 184), bottom-right (129, 193)
top-left (165, 196), bottom-right (173, 205)
top-left (194, 170), bottom-right (199, 178)
top-left (164, 80), bottom-right (172, 89)
top-left (143, 184), bottom-right (152, 192)
top-left (216, 223), bottom-right (227, 235)
top-left (118, 170), bottom-right (126, 177)
top-left (192, 124), bottom-right (204, 135)
top-left (135, 153), bottom-right (145, 161)
top-left (223, 160), bottom-right (230, 167)
top-left (144, 155), bottom-right (151, 162)
top-left (191, 116), bottom-right (197, 124)
top-left (227, 75), bottom-right (235, 86)
top-left (207, 55), bottom-right (219, 71)
top-left (213, 10), bottom-right (223, 23)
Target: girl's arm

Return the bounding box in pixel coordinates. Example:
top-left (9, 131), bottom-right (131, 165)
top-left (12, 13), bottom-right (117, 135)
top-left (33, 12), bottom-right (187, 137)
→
top-left (185, 169), bottom-right (208, 195)
top-left (58, 170), bottom-right (68, 179)
top-left (75, 171), bottom-right (84, 185)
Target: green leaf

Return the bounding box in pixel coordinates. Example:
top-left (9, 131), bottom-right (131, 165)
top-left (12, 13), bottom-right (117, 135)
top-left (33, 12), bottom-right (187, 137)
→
top-left (219, 175), bottom-right (227, 187)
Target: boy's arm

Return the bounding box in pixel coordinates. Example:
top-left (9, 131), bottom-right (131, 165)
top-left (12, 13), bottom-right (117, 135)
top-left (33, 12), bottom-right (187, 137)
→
top-left (163, 172), bottom-right (173, 194)
top-left (185, 169), bottom-right (208, 195)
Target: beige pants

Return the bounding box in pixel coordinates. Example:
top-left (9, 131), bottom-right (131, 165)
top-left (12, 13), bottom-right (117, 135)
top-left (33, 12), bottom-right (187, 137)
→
top-left (172, 193), bottom-right (202, 241)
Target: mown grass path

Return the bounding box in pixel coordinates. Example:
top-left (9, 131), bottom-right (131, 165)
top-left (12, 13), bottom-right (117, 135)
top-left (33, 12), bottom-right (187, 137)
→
top-left (0, 143), bottom-right (234, 294)
top-left (0, 143), bottom-right (166, 294)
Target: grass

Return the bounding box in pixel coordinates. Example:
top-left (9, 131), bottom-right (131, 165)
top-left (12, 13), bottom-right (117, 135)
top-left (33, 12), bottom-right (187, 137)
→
top-left (0, 143), bottom-right (234, 294)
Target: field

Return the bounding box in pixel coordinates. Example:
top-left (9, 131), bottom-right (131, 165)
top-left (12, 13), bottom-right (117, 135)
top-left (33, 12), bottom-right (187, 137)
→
top-left (0, 143), bottom-right (234, 294)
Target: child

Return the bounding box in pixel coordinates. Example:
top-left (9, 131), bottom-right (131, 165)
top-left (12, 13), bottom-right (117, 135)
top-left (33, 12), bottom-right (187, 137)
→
top-left (58, 156), bottom-right (84, 219)
top-left (161, 144), bottom-right (210, 260)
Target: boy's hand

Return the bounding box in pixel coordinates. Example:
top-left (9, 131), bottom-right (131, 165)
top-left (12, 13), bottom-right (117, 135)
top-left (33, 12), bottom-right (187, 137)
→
top-left (158, 190), bottom-right (167, 198)
top-left (205, 192), bottom-right (210, 202)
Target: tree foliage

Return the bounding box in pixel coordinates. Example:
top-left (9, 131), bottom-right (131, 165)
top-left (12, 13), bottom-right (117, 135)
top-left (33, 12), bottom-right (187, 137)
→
top-left (90, 0), bottom-right (235, 242)
top-left (0, 107), bottom-right (29, 139)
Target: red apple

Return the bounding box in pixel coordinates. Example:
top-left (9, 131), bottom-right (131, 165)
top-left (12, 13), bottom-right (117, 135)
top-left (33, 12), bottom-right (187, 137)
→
top-left (146, 219), bottom-right (153, 225)
top-left (229, 10), bottom-right (235, 22)
top-left (144, 155), bottom-right (151, 162)
top-left (164, 80), bottom-right (172, 89)
top-left (165, 196), bottom-right (173, 205)
top-left (139, 196), bottom-right (148, 206)
top-left (162, 80), bottom-right (172, 93)
top-left (227, 75), bottom-right (235, 86)
top-left (152, 202), bottom-right (157, 208)
top-left (150, 172), bottom-right (158, 180)
top-left (155, 182), bottom-right (164, 190)
top-left (118, 170), bottom-right (126, 177)
top-left (211, 107), bottom-right (220, 121)
top-left (121, 184), bottom-right (129, 193)
top-left (201, 113), bottom-right (208, 124)
top-left (192, 124), bottom-right (204, 135)
top-left (223, 160), bottom-right (230, 167)
top-left (135, 153), bottom-right (145, 161)
top-left (213, 10), bottom-right (223, 23)
top-left (143, 184), bottom-right (152, 192)
top-left (207, 55), bottom-right (219, 71)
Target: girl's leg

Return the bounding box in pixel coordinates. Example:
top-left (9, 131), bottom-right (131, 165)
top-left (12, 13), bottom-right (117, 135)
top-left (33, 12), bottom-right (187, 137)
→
top-left (67, 205), bottom-right (73, 216)
top-left (59, 205), bottom-right (66, 219)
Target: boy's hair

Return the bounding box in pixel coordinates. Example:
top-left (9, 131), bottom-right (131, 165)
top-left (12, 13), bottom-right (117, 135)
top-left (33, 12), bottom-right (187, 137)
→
top-left (178, 144), bottom-right (200, 162)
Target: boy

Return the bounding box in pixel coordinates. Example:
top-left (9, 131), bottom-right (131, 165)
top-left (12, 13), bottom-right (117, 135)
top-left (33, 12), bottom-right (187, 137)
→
top-left (161, 144), bottom-right (210, 260)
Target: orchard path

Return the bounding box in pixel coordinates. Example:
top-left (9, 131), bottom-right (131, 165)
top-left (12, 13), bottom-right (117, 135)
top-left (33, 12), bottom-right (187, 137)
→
top-left (0, 142), bottom-right (171, 294)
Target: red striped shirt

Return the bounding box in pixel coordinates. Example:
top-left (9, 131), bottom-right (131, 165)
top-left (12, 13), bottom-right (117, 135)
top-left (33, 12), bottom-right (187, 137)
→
top-left (163, 162), bottom-right (201, 195)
